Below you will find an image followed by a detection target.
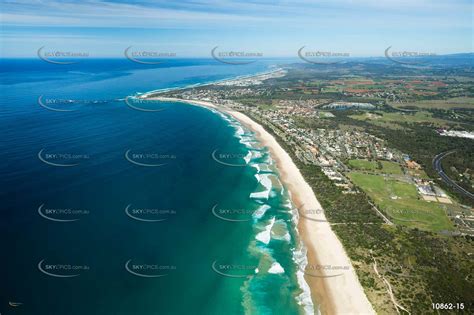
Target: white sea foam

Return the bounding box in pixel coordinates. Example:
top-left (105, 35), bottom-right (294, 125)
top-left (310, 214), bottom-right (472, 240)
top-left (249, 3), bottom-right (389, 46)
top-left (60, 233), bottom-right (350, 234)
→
top-left (249, 161), bottom-right (273, 174)
top-left (230, 121), bottom-right (259, 153)
top-left (270, 219), bottom-right (291, 243)
top-left (244, 151), bottom-right (261, 168)
top-left (235, 125), bottom-right (245, 136)
top-left (240, 135), bottom-right (257, 146)
top-left (293, 243), bottom-right (316, 315)
top-left (250, 173), bottom-right (273, 200)
top-left (250, 150), bottom-right (263, 160)
top-left (250, 163), bottom-right (260, 173)
top-left (244, 151), bottom-right (252, 164)
top-left (256, 217), bottom-right (275, 245)
top-left (268, 262), bottom-right (285, 274)
top-left (250, 189), bottom-right (269, 200)
top-left (253, 204), bottom-right (271, 220)
top-left (282, 232), bottom-right (291, 242)
top-left (257, 163), bottom-right (272, 173)
top-left (285, 191), bottom-right (299, 225)
top-left (240, 139), bottom-right (254, 149)
top-left (200, 98), bottom-right (314, 313)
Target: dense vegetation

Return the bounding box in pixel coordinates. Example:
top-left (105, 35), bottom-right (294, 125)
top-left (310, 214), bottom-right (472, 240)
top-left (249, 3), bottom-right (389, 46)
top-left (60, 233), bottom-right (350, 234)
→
top-left (442, 150), bottom-right (474, 197)
top-left (331, 110), bottom-right (474, 207)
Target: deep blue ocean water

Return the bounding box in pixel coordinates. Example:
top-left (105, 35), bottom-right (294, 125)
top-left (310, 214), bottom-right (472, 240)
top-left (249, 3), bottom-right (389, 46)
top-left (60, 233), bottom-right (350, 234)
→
top-left (0, 59), bottom-right (313, 315)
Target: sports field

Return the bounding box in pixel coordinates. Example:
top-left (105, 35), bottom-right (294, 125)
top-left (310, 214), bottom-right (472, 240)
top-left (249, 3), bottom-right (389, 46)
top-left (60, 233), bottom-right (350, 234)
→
top-left (348, 159), bottom-right (403, 175)
top-left (349, 172), bottom-right (453, 231)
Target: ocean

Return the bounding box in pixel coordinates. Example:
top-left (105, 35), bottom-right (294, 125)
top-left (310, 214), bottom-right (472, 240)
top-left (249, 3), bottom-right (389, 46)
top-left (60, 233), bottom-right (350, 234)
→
top-left (0, 58), bottom-right (313, 315)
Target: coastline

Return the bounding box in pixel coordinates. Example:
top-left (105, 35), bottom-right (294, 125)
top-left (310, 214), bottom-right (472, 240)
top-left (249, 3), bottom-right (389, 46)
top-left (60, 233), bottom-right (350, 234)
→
top-left (146, 97), bottom-right (376, 315)
top-left (139, 68), bottom-right (285, 97)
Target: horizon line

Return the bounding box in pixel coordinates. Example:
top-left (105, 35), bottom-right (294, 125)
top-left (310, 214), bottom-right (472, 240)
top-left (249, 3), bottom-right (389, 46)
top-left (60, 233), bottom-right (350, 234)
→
top-left (1, 52), bottom-right (473, 60)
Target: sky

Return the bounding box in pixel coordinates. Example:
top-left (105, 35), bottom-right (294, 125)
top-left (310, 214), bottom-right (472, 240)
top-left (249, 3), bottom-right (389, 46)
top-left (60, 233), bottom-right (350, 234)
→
top-left (0, 0), bottom-right (472, 58)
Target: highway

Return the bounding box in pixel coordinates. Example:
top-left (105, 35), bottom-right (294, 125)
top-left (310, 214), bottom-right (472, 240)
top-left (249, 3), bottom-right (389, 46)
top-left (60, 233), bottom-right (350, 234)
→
top-left (432, 150), bottom-right (474, 200)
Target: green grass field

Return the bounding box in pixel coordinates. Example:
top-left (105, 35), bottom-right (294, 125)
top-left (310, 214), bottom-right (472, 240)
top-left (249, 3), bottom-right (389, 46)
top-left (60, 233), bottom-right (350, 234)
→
top-left (350, 111), bottom-right (448, 128)
top-left (388, 97), bottom-right (474, 110)
top-left (348, 159), bottom-right (403, 175)
top-left (349, 172), bottom-right (453, 231)
top-left (379, 161), bottom-right (403, 175)
top-left (348, 159), bottom-right (378, 170)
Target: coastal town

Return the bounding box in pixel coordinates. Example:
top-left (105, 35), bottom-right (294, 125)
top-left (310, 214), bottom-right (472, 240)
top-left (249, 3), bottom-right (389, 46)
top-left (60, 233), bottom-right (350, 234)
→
top-left (145, 71), bottom-right (473, 236)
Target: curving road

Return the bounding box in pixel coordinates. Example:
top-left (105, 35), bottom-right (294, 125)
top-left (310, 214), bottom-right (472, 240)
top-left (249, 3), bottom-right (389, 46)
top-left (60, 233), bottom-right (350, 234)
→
top-left (432, 150), bottom-right (474, 200)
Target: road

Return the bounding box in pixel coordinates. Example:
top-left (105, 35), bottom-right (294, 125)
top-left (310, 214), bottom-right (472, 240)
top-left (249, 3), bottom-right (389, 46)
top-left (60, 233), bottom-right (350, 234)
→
top-left (368, 201), bottom-right (394, 225)
top-left (432, 150), bottom-right (474, 200)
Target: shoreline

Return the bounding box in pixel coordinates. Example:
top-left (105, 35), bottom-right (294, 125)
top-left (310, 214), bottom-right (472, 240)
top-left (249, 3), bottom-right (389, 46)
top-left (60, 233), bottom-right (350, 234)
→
top-left (146, 97), bottom-right (376, 315)
top-left (139, 68), bottom-right (284, 97)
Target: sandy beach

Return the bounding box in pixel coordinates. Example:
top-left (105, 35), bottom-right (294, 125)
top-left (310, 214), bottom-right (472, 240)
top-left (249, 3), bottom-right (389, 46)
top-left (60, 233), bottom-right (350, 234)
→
top-left (147, 97), bottom-right (375, 315)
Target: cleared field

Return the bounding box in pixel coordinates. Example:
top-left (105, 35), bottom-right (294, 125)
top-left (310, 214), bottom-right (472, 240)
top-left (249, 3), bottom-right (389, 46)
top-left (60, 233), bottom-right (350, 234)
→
top-left (379, 161), bottom-right (403, 175)
top-left (350, 111), bottom-right (448, 128)
top-left (321, 87), bottom-right (341, 93)
top-left (349, 172), bottom-right (453, 231)
top-left (348, 159), bottom-right (378, 170)
top-left (350, 111), bottom-right (446, 125)
top-left (389, 97), bottom-right (474, 110)
top-left (348, 159), bottom-right (403, 175)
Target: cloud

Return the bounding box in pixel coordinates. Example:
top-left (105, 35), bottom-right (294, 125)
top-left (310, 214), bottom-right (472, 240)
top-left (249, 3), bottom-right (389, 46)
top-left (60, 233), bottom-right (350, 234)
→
top-left (0, 0), bottom-right (471, 57)
top-left (1, 0), bottom-right (471, 28)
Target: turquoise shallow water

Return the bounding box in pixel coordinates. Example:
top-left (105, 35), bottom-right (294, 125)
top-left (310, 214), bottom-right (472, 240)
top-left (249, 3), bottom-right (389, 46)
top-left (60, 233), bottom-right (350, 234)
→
top-left (0, 59), bottom-right (313, 315)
